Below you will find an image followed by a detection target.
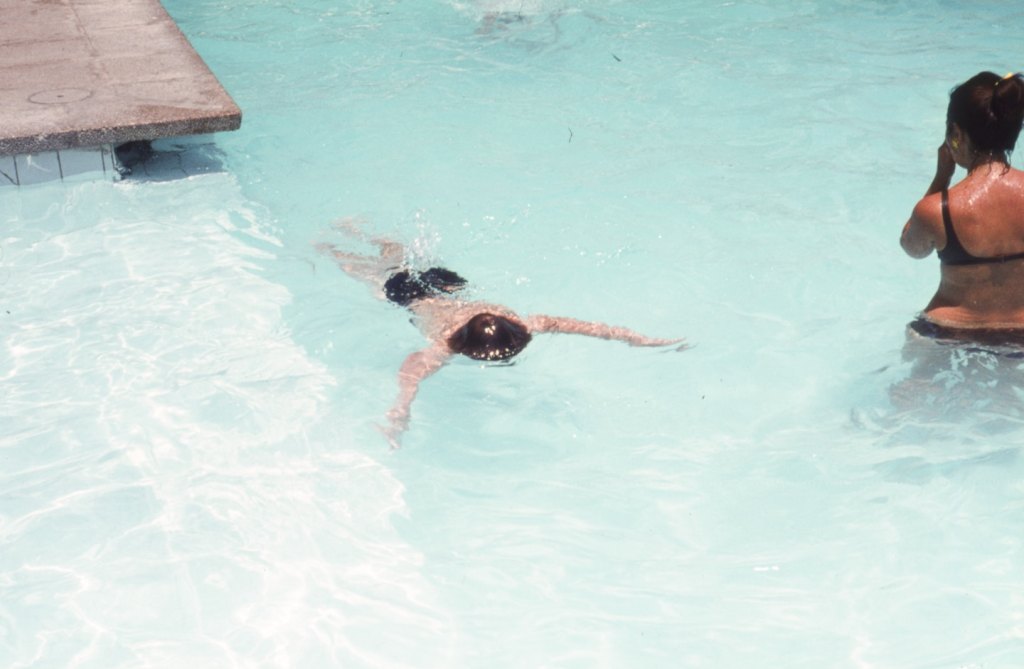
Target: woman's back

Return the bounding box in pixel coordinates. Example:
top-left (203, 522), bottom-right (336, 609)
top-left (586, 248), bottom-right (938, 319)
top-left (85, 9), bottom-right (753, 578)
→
top-left (944, 167), bottom-right (1024, 256)
top-left (928, 166), bottom-right (1024, 325)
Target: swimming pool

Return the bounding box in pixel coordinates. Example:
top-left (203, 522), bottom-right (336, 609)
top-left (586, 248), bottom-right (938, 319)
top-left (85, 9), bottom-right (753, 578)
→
top-left (4, 1), bottom-right (1024, 666)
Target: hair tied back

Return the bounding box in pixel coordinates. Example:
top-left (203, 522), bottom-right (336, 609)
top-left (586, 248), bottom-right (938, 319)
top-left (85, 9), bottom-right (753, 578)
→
top-left (995, 72), bottom-right (1018, 89)
top-left (993, 72), bottom-right (1024, 108)
top-left (992, 71), bottom-right (1022, 105)
top-left (949, 70), bottom-right (1024, 155)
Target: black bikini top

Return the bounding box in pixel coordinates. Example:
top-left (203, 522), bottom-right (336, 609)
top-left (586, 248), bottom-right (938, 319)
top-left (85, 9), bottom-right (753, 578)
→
top-left (937, 188), bottom-right (1024, 266)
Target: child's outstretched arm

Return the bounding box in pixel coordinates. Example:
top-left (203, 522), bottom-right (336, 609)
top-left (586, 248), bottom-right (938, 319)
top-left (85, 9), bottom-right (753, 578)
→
top-left (524, 315), bottom-right (687, 350)
top-left (380, 343), bottom-right (452, 448)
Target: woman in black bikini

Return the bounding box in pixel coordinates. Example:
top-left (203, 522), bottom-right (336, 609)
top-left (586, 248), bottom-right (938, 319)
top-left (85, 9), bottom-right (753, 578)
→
top-left (901, 71), bottom-right (1024, 344)
top-left (319, 220), bottom-right (686, 447)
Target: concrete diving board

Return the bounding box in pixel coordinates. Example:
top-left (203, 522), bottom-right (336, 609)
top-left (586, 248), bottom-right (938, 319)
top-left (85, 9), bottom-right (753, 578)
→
top-left (0, 0), bottom-right (241, 184)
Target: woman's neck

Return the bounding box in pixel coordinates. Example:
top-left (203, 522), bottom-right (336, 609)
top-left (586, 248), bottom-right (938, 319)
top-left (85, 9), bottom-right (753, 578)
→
top-left (968, 152), bottom-right (1009, 175)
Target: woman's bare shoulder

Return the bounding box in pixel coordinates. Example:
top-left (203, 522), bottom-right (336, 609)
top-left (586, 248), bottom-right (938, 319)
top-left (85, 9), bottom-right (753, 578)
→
top-left (1001, 169), bottom-right (1024, 200)
top-left (912, 190), bottom-right (944, 219)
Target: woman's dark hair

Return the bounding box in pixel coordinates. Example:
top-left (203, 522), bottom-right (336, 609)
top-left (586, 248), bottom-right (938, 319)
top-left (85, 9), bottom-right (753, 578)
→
top-left (384, 267), bottom-right (467, 306)
top-left (947, 71), bottom-right (1024, 156)
top-left (446, 313), bottom-right (532, 361)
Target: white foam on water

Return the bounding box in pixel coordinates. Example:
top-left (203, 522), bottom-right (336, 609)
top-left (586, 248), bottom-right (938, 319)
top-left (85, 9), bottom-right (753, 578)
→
top-left (1, 176), bottom-right (454, 668)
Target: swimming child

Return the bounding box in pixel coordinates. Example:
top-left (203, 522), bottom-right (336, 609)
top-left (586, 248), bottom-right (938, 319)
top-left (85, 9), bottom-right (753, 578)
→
top-left (319, 220), bottom-right (687, 447)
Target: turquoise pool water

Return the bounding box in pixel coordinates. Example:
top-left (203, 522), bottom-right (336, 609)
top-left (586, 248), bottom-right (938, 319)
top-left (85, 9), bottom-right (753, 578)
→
top-left (4, 1), bottom-right (1024, 667)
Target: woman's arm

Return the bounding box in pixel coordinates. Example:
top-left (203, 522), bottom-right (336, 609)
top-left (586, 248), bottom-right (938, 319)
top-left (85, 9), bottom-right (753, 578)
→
top-left (380, 344), bottom-right (451, 448)
top-left (901, 198), bottom-right (941, 258)
top-left (524, 315), bottom-right (687, 349)
top-left (924, 143), bottom-right (956, 197)
top-left (901, 144), bottom-right (955, 258)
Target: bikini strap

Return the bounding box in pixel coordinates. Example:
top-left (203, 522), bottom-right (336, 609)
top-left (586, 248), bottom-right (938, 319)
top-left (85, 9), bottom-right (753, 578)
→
top-left (940, 187), bottom-right (954, 236)
top-left (937, 187), bottom-right (965, 263)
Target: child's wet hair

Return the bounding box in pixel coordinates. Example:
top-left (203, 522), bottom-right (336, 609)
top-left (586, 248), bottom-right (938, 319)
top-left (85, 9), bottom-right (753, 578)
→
top-left (446, 313), bottom-right (532, 361)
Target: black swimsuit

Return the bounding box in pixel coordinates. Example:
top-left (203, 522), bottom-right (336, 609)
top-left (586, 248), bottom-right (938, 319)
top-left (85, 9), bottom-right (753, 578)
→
top-left (907, 317), bottom-right (1024, 358)
top-left (384, 267), bottom-right (467, 307)
top-left (937, 188), bottom-right (1024, 265)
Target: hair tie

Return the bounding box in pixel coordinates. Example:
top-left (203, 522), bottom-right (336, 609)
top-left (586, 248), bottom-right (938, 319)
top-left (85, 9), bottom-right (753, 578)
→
top-left (993, 73), bottom-right (1013, 97)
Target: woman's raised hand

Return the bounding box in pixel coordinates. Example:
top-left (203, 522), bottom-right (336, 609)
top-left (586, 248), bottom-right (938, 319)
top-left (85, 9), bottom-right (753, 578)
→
top-left (935, 142), bottom-right (956, 185)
